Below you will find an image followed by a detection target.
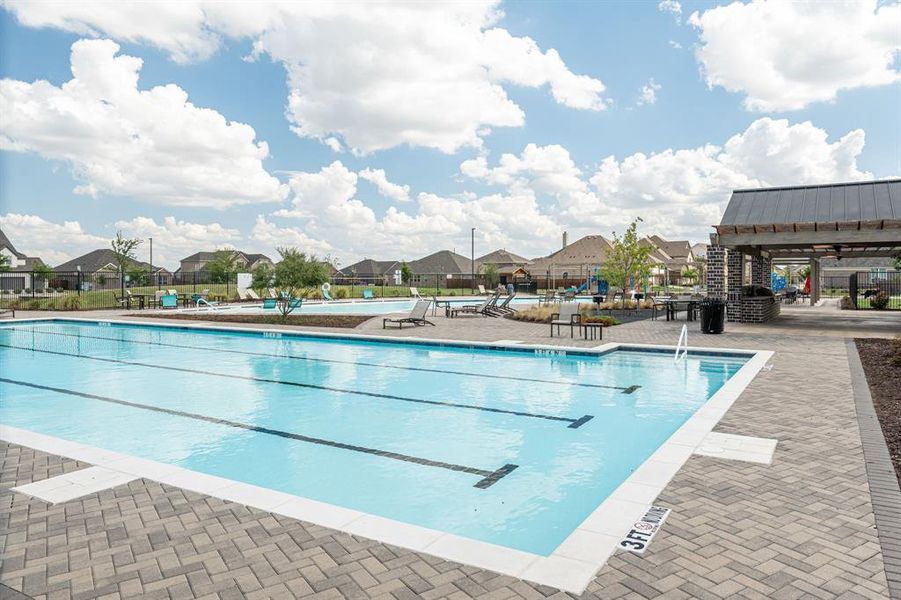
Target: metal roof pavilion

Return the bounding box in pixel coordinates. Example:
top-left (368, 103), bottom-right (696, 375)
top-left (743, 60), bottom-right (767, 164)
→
top-left (713, 179), bottom-right (901, 259)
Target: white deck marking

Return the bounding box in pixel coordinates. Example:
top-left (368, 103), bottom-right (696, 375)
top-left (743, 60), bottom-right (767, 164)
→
top-left (693, 432), bottom-right (778, 465)
top-left (11, 466), bottom-right (136, 503)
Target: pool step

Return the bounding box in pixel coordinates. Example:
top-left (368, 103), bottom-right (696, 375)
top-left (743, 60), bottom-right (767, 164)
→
top-left (11, 466), bottom-right (136, 504)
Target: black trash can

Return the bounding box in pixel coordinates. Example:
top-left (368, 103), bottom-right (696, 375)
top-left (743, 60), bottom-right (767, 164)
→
top-left (699, 298), bottom-right (726, 334)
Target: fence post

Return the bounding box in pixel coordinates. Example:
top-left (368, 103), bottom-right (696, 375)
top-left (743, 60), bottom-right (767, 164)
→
top-left (849, 273), bottom-right (857, 308)
top-left (193, 272), bottom-right (197, 293)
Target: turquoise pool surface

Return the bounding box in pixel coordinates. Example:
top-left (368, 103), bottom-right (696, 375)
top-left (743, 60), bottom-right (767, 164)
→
top-left (248, 296), bottom-right (591, 315)
top-left (0, 320), bottom-right (747, 555)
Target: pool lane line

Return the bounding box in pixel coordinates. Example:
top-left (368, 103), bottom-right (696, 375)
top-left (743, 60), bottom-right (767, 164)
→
top-left (0, 326), bottom-right (638, 393)
top-left (0, 377), bottom-right (517, 489)
top-left (0, 343), bottom-right (594, 429)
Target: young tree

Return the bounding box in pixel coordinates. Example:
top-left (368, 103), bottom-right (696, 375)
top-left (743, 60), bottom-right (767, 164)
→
top-left (110, 231), bottom-right (142, 276)
top-left (272, 247), bottom-right (330, 320)
top-left (600, 219), bottom-right (655, 308)
top-left (481, 262), bottom-right (500, 288)
top-left (33, 262), bottom-right (54, 289)
top-left (0, 255), bottom-right (10, 272)
top-left (207, 249), bottom-right (241, 284)
top-left (682, 266), bottom-right (698, 285)
top-left (400, 261), bottom-right (413, 284)
top-left (693, 256), bottom-right (707, 286)
top-left (250, 261), bottom-right (274, 294)
top-left (126, 266), bottom-right (150, 287)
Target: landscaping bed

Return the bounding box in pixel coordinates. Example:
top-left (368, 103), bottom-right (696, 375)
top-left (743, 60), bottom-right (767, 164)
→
top-left (855, 338), bottom-right (901, 481)
top-left (132, 312), bottom-right (373, 329)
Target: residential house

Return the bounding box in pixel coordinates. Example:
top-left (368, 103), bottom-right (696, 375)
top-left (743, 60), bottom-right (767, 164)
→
top-left (339, 259), bottom-right (399, 282)
top-left (820, 257), bottom-right (898, 290)
top-left (177, 250), bottom-right (273, 275)
top-left (0, 228), bottom-right (46, 291)
top-left (476, 249), bottom-right (531, 283)
top-left (54, 249), bottom-right (172, 289)
top-left (647, 235), bottom-right (697, 285)
top-left (529, 234), bottom-right (615, 287)
top-left (407, 250), bottom-right (479, 287)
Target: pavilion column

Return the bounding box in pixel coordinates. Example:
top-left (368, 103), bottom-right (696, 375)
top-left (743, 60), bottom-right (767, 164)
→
top-left (706, 246), bottom-right (727, 299)
top-left (750, 255), bottom-right (772, 288)
top-left (810, 258), bottom-right (821, 305)
top-left (726, 250), bottom-right (743, 322)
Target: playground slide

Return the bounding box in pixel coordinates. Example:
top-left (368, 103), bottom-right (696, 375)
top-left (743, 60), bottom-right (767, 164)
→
top-left (576, 282), bottom-right (588, 293)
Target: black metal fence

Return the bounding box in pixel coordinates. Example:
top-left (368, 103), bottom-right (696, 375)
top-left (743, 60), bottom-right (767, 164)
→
top-left (0, 270), bottom-right (238, 310)
top-left (848, 270), bottom-right (901, 310)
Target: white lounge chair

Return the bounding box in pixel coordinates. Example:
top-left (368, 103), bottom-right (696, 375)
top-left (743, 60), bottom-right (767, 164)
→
top-left (383, 300), bottom-right (435, 329)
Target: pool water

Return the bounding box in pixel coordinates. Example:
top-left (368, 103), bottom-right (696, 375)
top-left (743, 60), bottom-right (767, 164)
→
top-left (219, 296), bottom-right (592, 315)
top-left (0, 320), bottom-right (747, 555)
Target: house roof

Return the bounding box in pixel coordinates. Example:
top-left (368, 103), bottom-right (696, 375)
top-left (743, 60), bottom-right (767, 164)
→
top-left (529, 235), bottom-right (614, 272)
top-left (408, 250), bottom-right (476, 274)
top-left (476, 249), bottom-right (531, 265)
top-left (179, 250), bottom-right (272, 264)
top-left (649, 235), bottom-right (692, 259)
top-left (341, 258), bottom-right (399, 277)
top-left (54, 249), bottom-right (154, 272)
top-left (9, 257), bottom-right (46, 272)
top-left (0, 228), bottom-right (26, 259)
top-left (718, 179), bottom-right (901, 228)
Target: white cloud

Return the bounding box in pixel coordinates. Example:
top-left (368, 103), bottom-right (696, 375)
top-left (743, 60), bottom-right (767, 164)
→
top-left (0, 213), bottom-right (107, 266)
top-left (5, 2), bottom-right (609, 154)
top-left (668, 40), bottom-right (682, 50)
top-left (358, 168), bottom-right (411, 202)
top-left (250, 216), bottom-right (334, 258)
top-left (689, 0), bottom-right (901, 111)
top-left (323, 137), bottom-right (343, 153)
top-left (0, 38), bottom-right (287, 207)
top-left (113, 216), bottom-right (241, 267)
top-left (637, 78), bottom-right (661, 106)
top-left (274, 161), bottom-right (377, 228)
top-left (658, 0), bottom-right (682, 23)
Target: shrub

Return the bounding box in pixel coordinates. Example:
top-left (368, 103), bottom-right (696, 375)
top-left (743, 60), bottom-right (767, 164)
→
top-left (27, 299), bottom-right (42, 310)
top-left (581, 315), bottom-right (620, 326)
top-left (839, 295), bottom-right (854, 310)
top-left (335, 288), bottom-right (348, 299)
top-left (870, 291), bottom-right (890, 310)
top-left (63, 295), bottom-right (82, 310)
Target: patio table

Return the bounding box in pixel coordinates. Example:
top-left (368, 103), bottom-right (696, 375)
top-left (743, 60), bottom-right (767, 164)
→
top-left (663, 299), bottom-right (699, 321)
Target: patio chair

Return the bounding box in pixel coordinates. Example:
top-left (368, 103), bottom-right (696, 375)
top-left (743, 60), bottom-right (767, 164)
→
top-left (0, 308), bottom-right (15, 319)
top-left (154, 290), bottom-right (165, 308)
top-left (538, 290), bottom-right (557, 305)
top-left (562, 290), bottom-right (576, 302)
top-left (114, 294), bottom-right (130, 309)
top-left (383, 300), bottom-right (435, 329)
top-left (322, 285), bottom-right (334, 301)
top-left (262, 298), bottom-right (277, 309)
top-left (550, 303), bottom-right (582, 337)
top-left (646, 295), bottom-right (669, 320)
top-left (160, 294), bottom-right (178, 309)
top-left (246, 289), bottom-right (261, 300)
top-left (477, 284), bottom-right (488, 295)
top-left (449, 293), bottom-right (498, 318)
top-left (410, 287), bottom-right (422, 299)
top-left (268, 288), bottom-right (279, 299)
top-left (363, 288), bottom-right (375, 300)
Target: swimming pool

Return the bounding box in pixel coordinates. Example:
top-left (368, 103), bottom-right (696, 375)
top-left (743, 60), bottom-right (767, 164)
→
top-left (0, 319), bottom-right (766, 591)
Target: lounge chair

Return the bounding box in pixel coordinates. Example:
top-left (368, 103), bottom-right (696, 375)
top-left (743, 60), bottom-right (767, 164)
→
top-left (363, 288), bottom-right (374, 299)
top-left (538, 290), bottom-right (557, 305)
top-left (410, 287), bottom-right (422, 299)
top-left (160, 294), bottom-right (178, 309)
top-left (449, 293), bottom-right (498, 318)
top-left (383, 300), bottom-right (434, 329)
top-left (550, 303), bottom-right (582, 337)
top-left (0, 308), bottom-right (15, 319)
top-left (477, 284), bottom-right (488, 295)
top-left (246, 289), bottom-right (261, 300)
top-left (488, 293), bottom-right (516, 315)
top-left (262, 298), bottom-right (277, 309)
top-left (268, 288), bottom-right (279, 299)
top-left (561, 289), bottom-right (576, 302)
top-left (322, 285), bottom-right (334, 301)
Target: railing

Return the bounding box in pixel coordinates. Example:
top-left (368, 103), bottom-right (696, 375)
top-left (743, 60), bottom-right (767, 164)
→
top-left (674, 324), bottom-right (688, 362)
top-left (848, 270), bottom-right (900, 310)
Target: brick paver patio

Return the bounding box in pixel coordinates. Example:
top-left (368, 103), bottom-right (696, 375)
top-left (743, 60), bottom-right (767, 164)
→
top-left (1, 304), bottom-right (899, 598)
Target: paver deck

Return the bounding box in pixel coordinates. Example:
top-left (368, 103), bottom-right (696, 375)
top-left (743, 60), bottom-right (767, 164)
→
top-left (1, 304), bottom-right (899, 598)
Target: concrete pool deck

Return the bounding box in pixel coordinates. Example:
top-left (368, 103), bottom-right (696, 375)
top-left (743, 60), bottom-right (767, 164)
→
top-left (1, 304), bottom-right (899, 598)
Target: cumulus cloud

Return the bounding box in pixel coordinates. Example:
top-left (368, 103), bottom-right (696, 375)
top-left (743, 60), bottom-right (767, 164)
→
top-left (5, 1), bottom-right (609, 154)
top-left (113, 216), bottom-right (241, 267)
top-left (689, 0), bottom-right (901, 111)
top-left (358, 168), bottom-right (411, 202)
top-left (0, 39), bottom-right (287, 207)
top-left (658, 0), bottom-right (682, 23)
top-left (637, 78), bottom-right (661, 106)
top-left (0, 213), bottom-right (108, 266)
top-left (250, 216), bottom-right (334, 258)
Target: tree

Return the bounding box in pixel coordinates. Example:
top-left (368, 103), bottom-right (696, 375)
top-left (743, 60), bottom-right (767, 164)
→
top-left (110, 231), bottom-right (142, 275)
top-left (600, 219), bottom-right (655, 307)
top-left (894, 254), bottom-right (901, 271)
top-left (693, 256), bottom-right (707, 286)
top-left (682, 266), bottom-right (698, 285)
top-left (0, 255), bottom-right (9, 272)
top-left (207, 249), bottom-right (241, 284)
top-left (400, 261), bottom-right (413, 285)
top-left (272, 248), bottom-right (330, 320)
top-left (250, 261), bottom-right (274, 294)
top-left (481, 262), bottom-right (499, 288)
top-left (33, 262), bottom-right (54, 289)
top-left (126, 266), bottom-right (150, 287)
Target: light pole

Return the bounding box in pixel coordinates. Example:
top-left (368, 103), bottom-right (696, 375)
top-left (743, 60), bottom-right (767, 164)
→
top-left (471, 227), bottom-right (475, 294)
top-left (149, 237), bottom-right (154, 290)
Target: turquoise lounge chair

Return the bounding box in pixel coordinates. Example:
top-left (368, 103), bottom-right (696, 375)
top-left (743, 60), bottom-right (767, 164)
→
top-left (262, 298), bottom-right (277, 309)
top-left (322, 285), bottom-right (334, 301)
top-left (363, 288), bottom-right (374, 299)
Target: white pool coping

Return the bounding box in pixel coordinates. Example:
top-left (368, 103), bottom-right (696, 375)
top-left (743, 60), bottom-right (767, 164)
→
top-left (0, 317), bottom-right (772, 594)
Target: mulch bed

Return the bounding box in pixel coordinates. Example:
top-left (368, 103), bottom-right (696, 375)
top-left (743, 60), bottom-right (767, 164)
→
top-left (855, 338), bottom-right (901, 481)
top-left (131, 312), bottom-right (373, 329)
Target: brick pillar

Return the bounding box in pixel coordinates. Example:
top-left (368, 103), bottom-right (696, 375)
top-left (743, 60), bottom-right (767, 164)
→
top-left (750, 255), bottom-right (772, 288)
top-left (706, 246), bottom-right (727, 300)
top-left (726, 250), bottom-right (743, 321)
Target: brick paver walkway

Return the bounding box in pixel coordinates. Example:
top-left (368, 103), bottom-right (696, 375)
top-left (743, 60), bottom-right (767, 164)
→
top-left (1, 305), bottom-right (899, 598)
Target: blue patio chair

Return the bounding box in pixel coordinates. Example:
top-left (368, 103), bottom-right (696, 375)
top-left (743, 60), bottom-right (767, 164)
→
top-left (161, 294), bottom-right (178, 309)
top-left (363, 288), bottom-right (374, 300)
top-left (262, 298), bottom-right (277, 309)
top-left (322, 285), bottom-right (334, 301)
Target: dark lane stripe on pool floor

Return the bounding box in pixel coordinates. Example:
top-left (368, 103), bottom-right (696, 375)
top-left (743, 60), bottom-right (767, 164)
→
top-left (0, 326), bottom-right (637, 393)
top-left (0, 343), bottom-right (594, 429)
top-left (0, 377), bottom-right (518, 489)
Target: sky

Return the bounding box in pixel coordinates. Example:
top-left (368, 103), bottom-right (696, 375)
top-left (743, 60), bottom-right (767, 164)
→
top-left (0, 0), bottom-right (899, 270)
